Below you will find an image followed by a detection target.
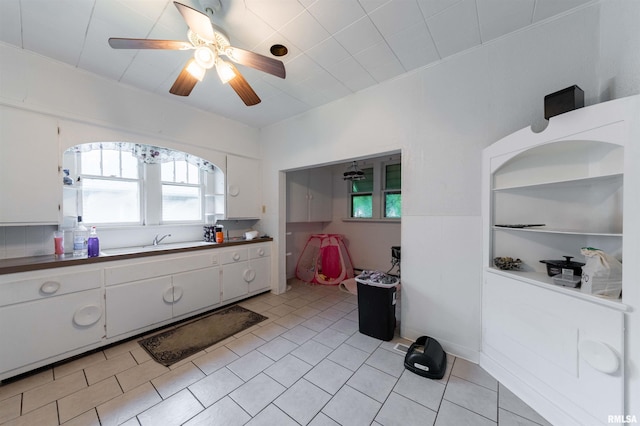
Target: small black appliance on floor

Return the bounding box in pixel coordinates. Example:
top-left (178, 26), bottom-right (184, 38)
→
top-left (404, 336), bottom-right (447, 379)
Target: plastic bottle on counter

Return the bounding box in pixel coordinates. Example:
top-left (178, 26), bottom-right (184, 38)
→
top-left (87, 226), bottom-right (100, 258)
top-left (73, 216), bottom-right (88, 257)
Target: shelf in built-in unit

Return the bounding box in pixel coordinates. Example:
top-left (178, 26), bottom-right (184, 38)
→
top-left (492, 173), bottom-right (623, 192)
top-left (486, 267), bottom-right (627, 311)
top-left (492, 226), bottom-right (622, 237)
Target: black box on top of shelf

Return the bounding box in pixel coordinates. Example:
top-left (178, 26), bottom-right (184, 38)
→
top-left (544, 85), bottom-right (585, 120)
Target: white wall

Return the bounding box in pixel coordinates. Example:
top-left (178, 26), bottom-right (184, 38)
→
top-left (0, 42), bottom-right (260, 257)
top-left (259, 1), bottom-right (640, 366)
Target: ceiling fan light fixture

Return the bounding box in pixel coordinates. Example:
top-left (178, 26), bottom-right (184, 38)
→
top-left (343, 161), bottom-right (365, 181)
top-left (186, 59), bottom-right (206, 81)
top-left (194, 46), bottom-right (215, 69)
top-left (216, 58), bottom-right (236, 83)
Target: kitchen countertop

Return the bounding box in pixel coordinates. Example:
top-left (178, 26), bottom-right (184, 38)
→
top-left (0, 238), bottom-right (273, 275)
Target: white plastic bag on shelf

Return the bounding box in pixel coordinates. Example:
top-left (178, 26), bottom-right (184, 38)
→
top-left (580, 247), bottom-right (623, 299)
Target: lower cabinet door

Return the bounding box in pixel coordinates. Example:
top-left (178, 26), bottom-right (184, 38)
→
top-left (106, 277), bottom-right (173, 338)
top-left (247, 257), bottom-right (270, 293)
top-left (222, 262), bottom-right (249, 301)
top-left (0, 289), bottom-right (104, 376)
top-left (172, 267), bottom-right (221, 317)
top-left (483, 272), bottom-right (624, 424)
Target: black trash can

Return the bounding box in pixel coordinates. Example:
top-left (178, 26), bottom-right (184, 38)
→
top-left (356, 272), bottom-right (400, 341)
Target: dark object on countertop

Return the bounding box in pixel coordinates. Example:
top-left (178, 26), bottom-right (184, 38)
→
top-left (540, 256), bottom-right (585, 277)
top-left (544, 85), bottom-right (584, 120)
top-left (495, 224), bottom-right (545, 228)
top-left (404, 336), bottom-right (447, 379)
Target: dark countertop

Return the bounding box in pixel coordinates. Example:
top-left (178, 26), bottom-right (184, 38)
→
top-left (0, 238), bottom-right (273, 275)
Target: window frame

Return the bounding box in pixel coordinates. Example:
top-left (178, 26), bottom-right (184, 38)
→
top-left (71, 145), bottom-right (213, 227)
top-left (347, 158), bottom-right (401, 221)
top-left (78, 145), bottom-right (143, 226)
top-left (160, 158), bottom-right (204, 224)
top-left (382, 160), bottom-right (402, 219)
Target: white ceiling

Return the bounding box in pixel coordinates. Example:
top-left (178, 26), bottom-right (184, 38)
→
top-left (0, 0), bottom-right (592, 128)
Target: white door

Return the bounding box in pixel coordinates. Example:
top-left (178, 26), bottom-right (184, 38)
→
top-left (106, 277), bottom-right (173, 337)
top-left (172, 267), bottom-right (221, 317)
top-left (0, 106), bottom-right (60, 224)
top-left (222, 262), bottom-right (249, 301)
top-left (0, 289), bottom-right (103, 375)
top-left (226, 155), bottom-right (260, 219)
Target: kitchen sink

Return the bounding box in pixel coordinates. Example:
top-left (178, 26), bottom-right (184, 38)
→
top-left (102, 241), bottom-right (215, 256)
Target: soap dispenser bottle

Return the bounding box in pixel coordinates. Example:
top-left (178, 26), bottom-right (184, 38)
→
top-left (73, 216), bottom-right (88, 257)
top-left (87, 226), bottom-right (99, 258)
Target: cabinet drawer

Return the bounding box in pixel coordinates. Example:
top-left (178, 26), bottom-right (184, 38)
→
top-left (105, 252), bottom-right (219, 286)
top-left (249, 244), bottom-right (271, 259)
top-left (0, 268), bottom-right (102, 307)
top-left (220, 248), bottom-right (248, 264)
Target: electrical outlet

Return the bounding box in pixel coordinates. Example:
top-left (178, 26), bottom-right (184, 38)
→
top-left (262, 205), bottom-right (266, 213)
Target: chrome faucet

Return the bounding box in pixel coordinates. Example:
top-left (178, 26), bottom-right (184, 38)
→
top-left (152, 233), bottom-right (171, 246)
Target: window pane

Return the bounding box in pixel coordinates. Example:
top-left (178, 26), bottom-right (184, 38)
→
top-left (351, 168), bottom-right (374, 192)
top-left (121, 151), bottom-right (138, 179)
top-left (385, 164), bottom-right (401, 190)
top-left (82, 178), bottom-right (140, 223)
top-left (385, 192), bottom-right (402, 218)
top-left (161, 161), bottom-right (174, 181)
top-left (175, 161), bottom-right (188, 183)
top-left (102, 149), bottom-right (120, 177)
top-left (187, 162), bottom-right (199, 184)
top-left (162, 184), bottom-right (201, 221)
top-left (81, 150), bottom-right (101, 175)
top-left (351, 194), bottom-right (372, 218)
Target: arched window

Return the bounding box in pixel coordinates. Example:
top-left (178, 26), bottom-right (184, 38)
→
top-left (63, 143), bottom-right (223, 226)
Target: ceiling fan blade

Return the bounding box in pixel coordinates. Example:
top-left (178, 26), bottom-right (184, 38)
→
top-left (224, 47), bottom-right (286, 79)
top-left (108, 38), bottom-right (193, 50)
top-left (227, 64), bottom-right (261, 106)
top-left (173, 1), bottom-right (215, 42)
top-left (170, 59), bottom-right (199, 96)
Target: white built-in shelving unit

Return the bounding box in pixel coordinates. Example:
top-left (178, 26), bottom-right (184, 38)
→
top-left (480, 95), bottom-right (640, 426)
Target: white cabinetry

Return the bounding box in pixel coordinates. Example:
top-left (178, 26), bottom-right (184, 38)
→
top-left (286, 168), bottom-right (333, 222)
top-left (220, 247), bottom-right (249, 301)
top-left (0, 106), bottom-right (60, 224)
top-left (226, 155), bottom-right (260, 219)
top-left (247, 243), bottom-right (271, 293)
top-left (221, 242), bottom-right (271, 301)
top-left (481, 96), bottom-right (639, 425)
top-left (104, 252), bottom-right (220, 338)
top-left (172, 267), bottom-right (221, 317)
top-left (0, 266), bottom-right (104, 380)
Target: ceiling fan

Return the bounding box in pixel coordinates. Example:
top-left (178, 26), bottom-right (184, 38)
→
top-left (108, 1), bottom-right (286, 106)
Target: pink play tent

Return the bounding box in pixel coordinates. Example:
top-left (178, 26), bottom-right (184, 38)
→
top-left (296, 234), bottom-right (355, 285)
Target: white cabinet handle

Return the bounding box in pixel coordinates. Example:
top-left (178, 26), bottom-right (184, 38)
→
top-left (228, 185), bottom-right (240, 197)
top-left (173, 286), bottom-right (183, 303)
top-left (73, 305), bottom-right (103, 326)
top-left (233, 253), bottom-right (240, 261)
top-left (243, 268), bottom-right (256, 283)
top-left (257, 248), bottom-right (265, 256)
top-left (163, 288), bottom-right (174, 303)
top-left (579, 340), bottom-right (620, 374)
top-left (40, 281), bottom-right (61, 294)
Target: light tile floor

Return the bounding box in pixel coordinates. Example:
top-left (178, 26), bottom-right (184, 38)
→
top-left (0, 279), bottom-right (553, 426)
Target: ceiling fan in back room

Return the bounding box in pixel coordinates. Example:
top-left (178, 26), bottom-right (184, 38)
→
top-left (108, 0), bottom-right (286, 106)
